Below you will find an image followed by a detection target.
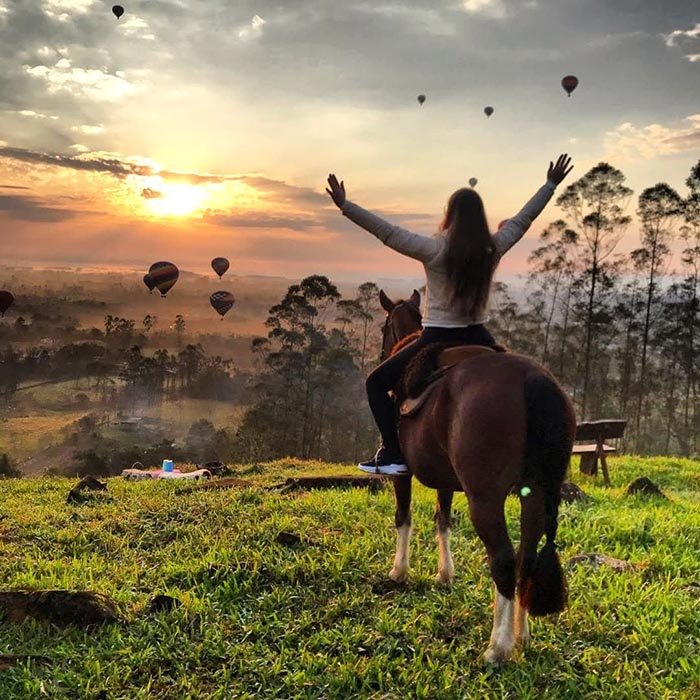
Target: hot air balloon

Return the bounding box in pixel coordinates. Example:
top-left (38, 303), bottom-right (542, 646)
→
top-left (497, 220), bottom-right (509, 230)
top-left (148, 261), bottom-right (179, 297)
top-left (469, 178), bottom-right (478, 188)
top-left (0, 290), bottom-right (14, 317)
top-left (211, 257), bottom-right (230, 279)
top-left (484, 106), bottom-right (494, 118)
top-left (417, 94), bottom-right (426, 106)
top-left (210, 291), bottom-right (235, 319)
top-left (112, 5), bottom-right (124, 19)
top-left (143, 273), bottom-right (155, 294)
top-left (561, 75), bottom-right (579, 97)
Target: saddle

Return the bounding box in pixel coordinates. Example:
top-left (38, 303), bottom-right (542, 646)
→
top-left (399, 344), bottom-right (498, 418)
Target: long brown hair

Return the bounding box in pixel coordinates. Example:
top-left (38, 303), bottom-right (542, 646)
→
top-left (441, 188), bottom-right (497, 318)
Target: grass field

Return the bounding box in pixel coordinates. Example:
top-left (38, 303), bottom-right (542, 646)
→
top-left (0, 457), bottom-right (699, 699)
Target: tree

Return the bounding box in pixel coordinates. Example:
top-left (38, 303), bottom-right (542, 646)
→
top-left (336, 281), bottom-right (382, 371)
top-left (173, 315), bottom-right (186, 350)
top-left (526, 220), bottom-right (579, 366)
top-left (556, 163), bottom-right (632, 417)
top-left (631, 183), bottom-right (682, 449)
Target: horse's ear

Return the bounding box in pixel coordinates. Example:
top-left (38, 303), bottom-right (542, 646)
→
top-left (379, 290), bottom-right (395, 313)
top-left (410, 289), bottom-right (421, 308)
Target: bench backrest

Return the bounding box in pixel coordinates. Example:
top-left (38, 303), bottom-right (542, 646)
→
top-left (575, 419), bottom-right (627, 442)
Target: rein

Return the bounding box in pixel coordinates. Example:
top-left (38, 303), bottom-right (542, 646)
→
top-left (381, 301), bottom-right (423, 361)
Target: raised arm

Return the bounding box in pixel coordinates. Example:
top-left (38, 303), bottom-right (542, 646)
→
top-left (326, 174), bottom-right (439, 264)
top-left (493, 154), bottom-right (574, 257)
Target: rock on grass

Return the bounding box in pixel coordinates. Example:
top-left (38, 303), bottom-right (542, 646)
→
top-left (626, 477), bottom-right (667, 498)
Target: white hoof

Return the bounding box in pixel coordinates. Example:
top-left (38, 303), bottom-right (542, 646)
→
top-left (484, 644), bottom-right (513, 665)
top-left (435, 569), bottom-right (454, 586)
top-left (389, 567), bottom-right (408, 583)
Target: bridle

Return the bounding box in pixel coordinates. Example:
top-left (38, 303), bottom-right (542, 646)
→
top-left (380, 300), bottom-right (423, 361)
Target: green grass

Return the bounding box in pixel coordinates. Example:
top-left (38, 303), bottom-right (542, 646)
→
top-left (0, 457), bottom-right (698, 699)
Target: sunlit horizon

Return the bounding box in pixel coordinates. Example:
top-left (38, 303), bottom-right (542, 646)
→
top-left (1, 1), bottom-right (699, 280)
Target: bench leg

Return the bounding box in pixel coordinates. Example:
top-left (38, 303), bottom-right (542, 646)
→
top-left (599, 452), bottom-right (611, 487)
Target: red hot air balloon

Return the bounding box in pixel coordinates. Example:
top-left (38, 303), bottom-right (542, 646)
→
top-left (417, 94), bottom-right (426, 106)
top-left (0, 290), bottom-right (14, 317)
top-left (112, 5), bottom-right (125, 19)
top-left (143, 273), bottom-right (155, 294)
top-left (484, 106), bottom-right (494, 117)
top-left (211, 257), bottom-right (230, 279)
top-left (561, 75), bottom-right (579, 97)
top-left (498, 220), bottom-right (509, 230)
top-left (148, 262), bottom-right (179, 297)
top-left (210, 291), bottom-right (235, 319)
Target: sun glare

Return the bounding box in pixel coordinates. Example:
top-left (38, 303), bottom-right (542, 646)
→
top-left (144, 182), bottom-right (210, 217)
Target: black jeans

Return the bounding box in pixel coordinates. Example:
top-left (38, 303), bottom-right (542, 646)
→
top-left (366, 325), bottom-right (497, 453)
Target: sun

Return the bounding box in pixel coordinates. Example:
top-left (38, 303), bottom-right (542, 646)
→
top-left (144, 182), bottom-right (210, 217)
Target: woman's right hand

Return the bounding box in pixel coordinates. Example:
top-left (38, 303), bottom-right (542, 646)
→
top-left (326, 173), bottom-right (346, 208)
top-left (547, 154), bottom-right (574, 185)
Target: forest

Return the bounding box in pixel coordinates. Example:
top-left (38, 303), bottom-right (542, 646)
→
top-left (1, 158), bottom-right (699, 473)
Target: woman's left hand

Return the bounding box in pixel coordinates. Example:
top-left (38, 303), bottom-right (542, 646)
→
top-left (326, 173), bottom-right (346, 208)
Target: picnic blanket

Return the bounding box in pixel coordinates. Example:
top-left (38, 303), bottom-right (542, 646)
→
top-left (121, 468), bottom-right (212, 481)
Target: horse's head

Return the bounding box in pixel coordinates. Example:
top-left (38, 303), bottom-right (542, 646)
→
top-left (379, 289), bottom-right (422, 361)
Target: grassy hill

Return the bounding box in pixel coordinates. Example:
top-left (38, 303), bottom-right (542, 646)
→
top-left (0, 457), bottom-right (698, 699)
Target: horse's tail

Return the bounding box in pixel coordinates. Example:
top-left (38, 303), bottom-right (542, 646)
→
top-left (518, 370), bottom-right (575, 617)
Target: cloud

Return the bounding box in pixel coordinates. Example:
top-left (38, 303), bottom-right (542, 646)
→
top-left (354, 4), bottom-right (456, 36)
top-left (663, 23), bottom-right (700, 47)
top-left (24, 60), bottom-right (137, 101)
top-left (141, 188), bottom-right (163, 199)
top-left (72, 124), bottom-right (104, 135)
top-left (604, 114), bottom-right (700, 160)
top-left (0, 193), bottom-right (79, 221)
top-left (119, 15), bottom-right (156, 41)
top-left (460, 0), bottom-right (507, 19)
top-left (43, 0), bottom-right (96, 22)
top-left (16, 109), bottom-right (59, 120)
top-left (206, 211), bottom-right (317, 231)
top-left (663, 22), bottom-right (700, 63)
top-left (238, 14), bottom-right (266, 40)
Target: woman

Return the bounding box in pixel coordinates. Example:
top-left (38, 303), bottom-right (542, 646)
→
top-left (326, 154), bottom-right (574, 475)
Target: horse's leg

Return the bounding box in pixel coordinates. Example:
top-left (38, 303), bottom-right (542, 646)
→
top-left (515, 488), bottom-right (546, 651)
top-left (468, 497), bottom-right (517, 664)
top-left (389, 476), bottom-right (412, 583)
top-left (434, 489), bottom-right (454, 586)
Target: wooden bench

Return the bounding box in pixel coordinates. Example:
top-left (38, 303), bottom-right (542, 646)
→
top-left (571, 419), bottom-right (627, 486)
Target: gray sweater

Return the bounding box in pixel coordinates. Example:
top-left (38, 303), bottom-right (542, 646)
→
top-left (341, 180), bottom-right (557, 327)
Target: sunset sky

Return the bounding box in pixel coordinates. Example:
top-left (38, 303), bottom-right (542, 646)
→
top-left (1, 0), bottom-right (699, 282)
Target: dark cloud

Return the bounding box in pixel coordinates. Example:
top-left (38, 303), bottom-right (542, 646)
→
top-left (0, 184), bottom-right (31, 189)
top-left (206, 212), bottom-right (318, 231)
top-left (141, 188), bottom-right (163, 199)
top-left (0, 193), bottom-right (79, 222)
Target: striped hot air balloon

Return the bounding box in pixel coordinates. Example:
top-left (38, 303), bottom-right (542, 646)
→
top-left (210, 291), bottom-right (235, 319)
top-left (211, 257), bottom-right (230, 279)
top-left (0, 290), bottom-right (14, 317)
top-left (148, 262), bottom-right (179, 297)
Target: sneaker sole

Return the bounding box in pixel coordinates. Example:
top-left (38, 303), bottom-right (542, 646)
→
top-left (358, 463), bottom-right (409, 476)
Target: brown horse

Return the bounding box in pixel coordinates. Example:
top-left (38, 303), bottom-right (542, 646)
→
top-left (378, 290), bottom-right (576, 664)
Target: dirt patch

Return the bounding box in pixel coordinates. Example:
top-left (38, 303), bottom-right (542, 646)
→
top-left (0, 590), bottom-right (121, 627)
